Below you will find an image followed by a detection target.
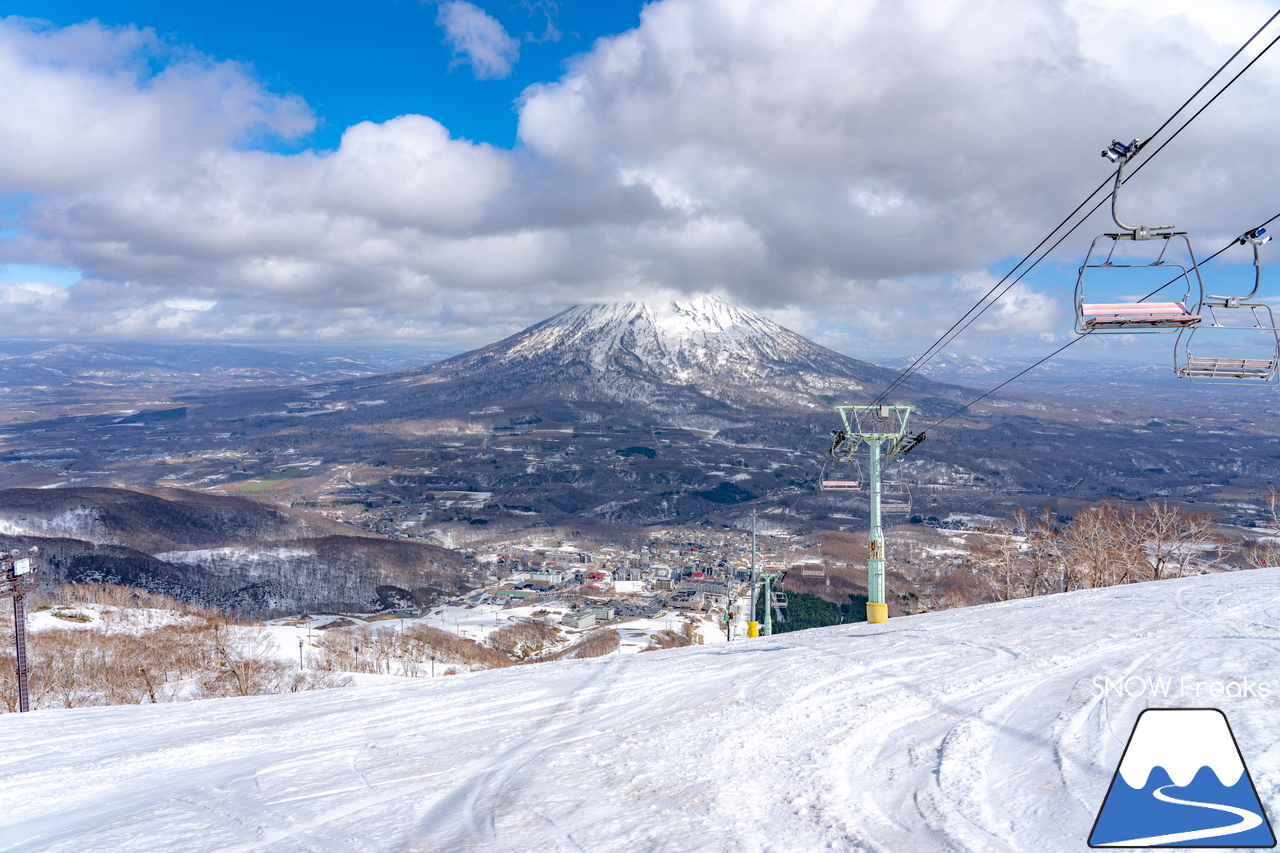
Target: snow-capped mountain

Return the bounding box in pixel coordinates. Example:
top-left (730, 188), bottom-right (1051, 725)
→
top-left (1117, 710), bottom-right (1245, 789)
top-left (437, 297), bottom-right (863, 381)
top-left (399, 295), bottom-right (958, 414)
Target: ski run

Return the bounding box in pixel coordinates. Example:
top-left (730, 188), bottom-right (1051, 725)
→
top-left (3, 568), bottom-right (1280, 852)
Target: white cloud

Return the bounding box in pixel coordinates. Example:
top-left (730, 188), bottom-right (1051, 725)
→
top-left (436, 1), bottom-right (520, 80)
top-left (163, 298), bottom-right (217, 311)
top-left (0, 281), bottom-right (66, 307)
top-left (0, 17), bottom-right (313, 195)
top-left (1, 3), bottom-right (1279, 356)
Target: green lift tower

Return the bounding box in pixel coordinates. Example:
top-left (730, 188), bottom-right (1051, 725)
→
top-left (827, 405), bottom-right (917, 624)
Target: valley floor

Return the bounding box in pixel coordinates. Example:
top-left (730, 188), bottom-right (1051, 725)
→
top-left (2, 569), bottom-right (1279, 852)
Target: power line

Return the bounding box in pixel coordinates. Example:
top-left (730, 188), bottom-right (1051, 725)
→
top-left (869, 8), bottom-right (1280, 406)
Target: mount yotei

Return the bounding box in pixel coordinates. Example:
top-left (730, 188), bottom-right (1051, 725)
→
top-left (392, 296), bottom-right (959, 416)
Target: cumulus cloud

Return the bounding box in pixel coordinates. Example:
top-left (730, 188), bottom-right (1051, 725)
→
top-left (1, 2), bottom-right (1279, 356)
top-left (436, 1), bottom-right (520, 80)
top-left (0, 17), bottom-right (313, 196)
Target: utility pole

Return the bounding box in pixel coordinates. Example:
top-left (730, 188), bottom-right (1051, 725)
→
top-left (747, 511), bottom-right (760, 637)
top-left (828, 405), bottom-right (916, 624)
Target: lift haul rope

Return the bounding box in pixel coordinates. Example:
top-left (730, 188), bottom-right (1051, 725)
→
top-left (869, 7), bottom-right (1280, 410)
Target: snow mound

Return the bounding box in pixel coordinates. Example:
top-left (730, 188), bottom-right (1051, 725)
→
top-left (4, 569), bottom-right (1280, 852)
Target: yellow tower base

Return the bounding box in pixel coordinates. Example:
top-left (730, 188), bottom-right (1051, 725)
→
top-left (866, 602), bottom-right (888, 624)
top-left (747, 621), bottom-right (759, 638)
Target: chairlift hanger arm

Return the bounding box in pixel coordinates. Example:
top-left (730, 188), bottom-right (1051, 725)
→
top-left (1205, 228), bottom-right (1271, 304)
top-left (900, 432), bottom-right (927, 455)
top-left (1103, 140), bottom-right (1174, 238)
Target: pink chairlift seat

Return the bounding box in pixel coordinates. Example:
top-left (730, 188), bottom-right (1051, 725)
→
top-left (1082, 301), bottom-right (1200, 328)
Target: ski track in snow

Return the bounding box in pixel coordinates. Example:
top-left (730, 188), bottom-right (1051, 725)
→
top-left (3, 570), bottom-right (1280, 852)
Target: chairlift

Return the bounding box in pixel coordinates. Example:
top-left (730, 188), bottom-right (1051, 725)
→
top-left (1075, 138), bottom-right (1204, 334)
top-left (879, 490), bottom-right (912, 515)
top-left (1175, 228), bottom-right (1280, 385)
top-left (879, 456), bottom-right (912, 515)
top-left (819, 454), bottom-right (863, 492)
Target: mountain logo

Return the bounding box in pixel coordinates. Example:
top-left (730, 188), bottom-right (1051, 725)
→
top-left (1089, 708), bottom-right (1275, 848)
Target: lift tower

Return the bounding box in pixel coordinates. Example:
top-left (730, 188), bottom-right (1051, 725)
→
top-left (759, 566), bottom-right (786, 636)
top-left (828, 405), bottom-right (915, 624)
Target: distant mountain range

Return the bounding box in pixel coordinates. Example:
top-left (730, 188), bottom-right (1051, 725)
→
top-left (4, 295), bottom-right (1272, 538)
top-left (885, 351), bottom-right (1178, 384)
top-left (3, 298), bottom-right (970, 429)
top-left (0, 341), bottom-right (452, 390)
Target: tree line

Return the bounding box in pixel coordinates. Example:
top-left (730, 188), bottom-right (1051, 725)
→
top-left (965, 499), bottom-right (1242, 602)
top-left (0, 584), bottom-right (635, 711)
top-left (0, 584), bottom-right (346, 712)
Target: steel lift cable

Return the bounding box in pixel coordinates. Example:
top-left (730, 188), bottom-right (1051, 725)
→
top-left (971, 27), bottom-right (1280, 349)
top-left (868, 8), bottom-right (1280, 407)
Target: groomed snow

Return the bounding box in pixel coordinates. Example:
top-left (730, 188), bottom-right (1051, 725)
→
top-left (4, 569), bottom-right (1280, 852)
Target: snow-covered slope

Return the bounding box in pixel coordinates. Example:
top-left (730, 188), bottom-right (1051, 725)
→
top-left (397, 295), bottom-right (961, 413)
top-left (4, 569), bottom-right (1279, 852)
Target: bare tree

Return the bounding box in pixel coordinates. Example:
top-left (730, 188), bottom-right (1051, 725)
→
top-left (1139, 501), bottom-right (1222, 581)
top-left (1020, 506), bottom-right (1061, 596)
top-left (971, 522), bottom-right (1025, 601)
top-left (1245, 485), bottom-right (1280, 569)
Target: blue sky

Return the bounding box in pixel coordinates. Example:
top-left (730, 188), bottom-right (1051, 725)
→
top-left (13, 1), bottom-right (647, 149)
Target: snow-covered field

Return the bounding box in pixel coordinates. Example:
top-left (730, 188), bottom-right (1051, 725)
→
top-left (4, 569), bottom-right (1280, 852)
top-left (273, 600), bottom-right (734, 661)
